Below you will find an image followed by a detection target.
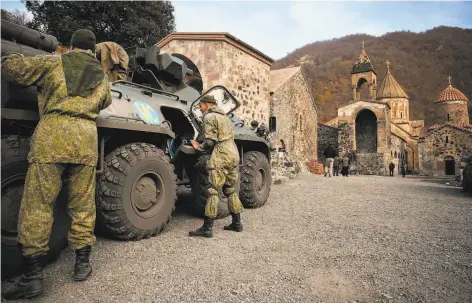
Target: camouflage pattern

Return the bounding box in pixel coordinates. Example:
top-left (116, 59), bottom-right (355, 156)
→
top-left (19, 163), bottom-right (97, 256)
top-left (198, 106), bottom-right (243, 217)
top-left (1, 50), bottom-right (112, 166)
top-left (95, 42), bottom-right (129, 82)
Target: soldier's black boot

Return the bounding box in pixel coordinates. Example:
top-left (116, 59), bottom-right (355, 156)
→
top-left (189, 217), bottom-right (214, 238)
top-left (2, 254), bottom-right (45, 300)
top-left (73, 246), bottom-right (92, 281)
top-left (224, 213), bottom-right (243, 232)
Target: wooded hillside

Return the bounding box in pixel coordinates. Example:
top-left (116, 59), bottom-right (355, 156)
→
top-left (273, 27), bottom-right (472, 125)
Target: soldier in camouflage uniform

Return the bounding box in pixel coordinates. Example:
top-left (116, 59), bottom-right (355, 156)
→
top-left (189, 95), bottom-right (244, 238)
top-left (1, 29), bottom-right (112, 300)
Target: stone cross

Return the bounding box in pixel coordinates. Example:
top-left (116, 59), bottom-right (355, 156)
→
top-left (386, 60), bottom-right (391, 71)
top-left (448, 75), bottom-right (452, 85)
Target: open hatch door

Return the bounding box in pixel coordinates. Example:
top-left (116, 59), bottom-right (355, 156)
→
top-left (190, 85), bottom-right (240, 121)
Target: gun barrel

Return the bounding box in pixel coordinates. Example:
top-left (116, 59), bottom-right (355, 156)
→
top-left (1, 39), bottom-right (50, 57)
top-left (1, 19), bottom-right (59, 53)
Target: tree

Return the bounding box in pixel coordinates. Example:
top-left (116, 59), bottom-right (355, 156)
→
top-left (24, 1), bottom-right (176, 49)
top-left (1, 9), bottom-right (31, 26)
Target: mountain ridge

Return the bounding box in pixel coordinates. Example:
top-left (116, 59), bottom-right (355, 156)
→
top-left (272, 26), bottom-right (472, 125)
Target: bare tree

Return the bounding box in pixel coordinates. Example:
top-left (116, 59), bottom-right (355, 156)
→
top-left (1, 9), bottom-right (31, 26)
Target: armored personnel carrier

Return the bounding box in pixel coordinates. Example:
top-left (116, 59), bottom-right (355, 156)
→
top-left (1, 20), bottom-right (275, 278)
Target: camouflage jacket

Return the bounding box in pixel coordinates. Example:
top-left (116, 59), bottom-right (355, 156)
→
top-left (198, 106), bottom-right (239, 169)
top-left (2, 50), bottom-right (112, 166)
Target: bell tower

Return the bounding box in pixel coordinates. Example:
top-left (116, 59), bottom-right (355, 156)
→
top-left (351, 41), bottom-right (377, 101)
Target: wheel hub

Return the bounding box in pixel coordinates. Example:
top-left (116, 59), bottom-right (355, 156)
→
top-left (132, 174), bottom-right (162, 213)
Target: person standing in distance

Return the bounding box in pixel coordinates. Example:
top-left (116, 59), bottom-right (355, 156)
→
top-left (189, 95), bottom-right (244, 238)
top-left (323, 143), bottom-right (337, 177)
top-left (389, 161), bottom-right (395, 176)
top-left (1, 29), bottom-right (112, 300)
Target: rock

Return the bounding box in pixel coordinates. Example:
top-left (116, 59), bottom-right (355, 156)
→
top-left (381, 293), bottom-right (393, 300)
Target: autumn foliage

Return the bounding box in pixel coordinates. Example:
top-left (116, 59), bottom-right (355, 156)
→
top-left (273, 27), bottom-right (472, 126)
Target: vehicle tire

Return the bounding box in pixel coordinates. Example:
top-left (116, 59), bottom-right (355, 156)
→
top-left (239, 151), bottom-right (272, 208)
top-left (96, 143), bottom-right (177, 240)
top-left (1, 135), bottom-right (69, 279)
top-left (191, 155), bottom-right (234, 219)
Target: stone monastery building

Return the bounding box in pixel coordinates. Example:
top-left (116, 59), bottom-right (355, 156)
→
top-left (324, 44), bottom-right (471, 176)
top-left (418, 77), bottom-right (472, 176)
top-left (324, 44), bottom-right (425, 175)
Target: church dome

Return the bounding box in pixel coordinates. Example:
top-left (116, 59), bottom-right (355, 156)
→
top-left (436, 76), bottom-right (469, 103)
top-left (376, 61), bottom-right (408, 99)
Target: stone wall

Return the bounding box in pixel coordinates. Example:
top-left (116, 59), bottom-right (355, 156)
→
top-left (337, 120), bottom-right (354, 157)
top-left (418, 125), bottom-right (472, 176)
top-left (270, 69), bottom-right (318, 171)
top-left (270, 152), bottom-right (300, 184)
top-left (159, 39), bottom-right (271, 126)
top-left (390, 134), bottom-right (408, 174)
top-left (385, 97), bottom-right (410, 122)
top-left (352, 153), bottom-right (386, 175)
top-left (317, 124), bottom-right (339, 163)
top-left (435, 101), bottom-right (469, 125)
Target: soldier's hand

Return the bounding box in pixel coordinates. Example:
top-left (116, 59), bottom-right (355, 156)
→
top-left (191, 140), bottom-right (200, 150)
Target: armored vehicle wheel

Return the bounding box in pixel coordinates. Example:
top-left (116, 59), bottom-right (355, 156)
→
top-left (1, 136), bottom-right (69, 279)
top-left (191, 155), bottom-right (234, 219)
top-left (239, 151), bottom-right (272, 208)
top-left (96, 143), bottom-right (177, 240)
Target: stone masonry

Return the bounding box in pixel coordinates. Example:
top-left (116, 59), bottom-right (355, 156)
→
top-left (435, 101), bottom-right (469, 125)
top-left (317, 124), bottom-right (338, 163)
top-left (158, 33), bottom-right (273, 126)
top-left (270, 67), bottom-right (318, 172)
top-left (419, 124), bottom-right (472, 176)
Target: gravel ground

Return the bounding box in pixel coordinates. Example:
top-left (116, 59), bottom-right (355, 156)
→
top-left (4, 174), bottom-right (472, 303)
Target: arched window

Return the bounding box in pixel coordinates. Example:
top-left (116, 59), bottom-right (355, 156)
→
top-left (446, 136), bottom-right (449, 143)
top-left (394, 151), bottom-right (397, 158)
top-left (391, 151), bottom-right (393, 157)
top-left (448, 114), bottom-right (450, 121)
top-left (400, 112), bottom-right (403, 119)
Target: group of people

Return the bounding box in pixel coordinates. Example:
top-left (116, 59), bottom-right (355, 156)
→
top-left (1, 28), bottom-right (243, 300)
top-left (324, 144), bottom-right (409, 178)
top-left (389, 161), bottom-right (408, 177)
top-left (323, 144), bottom-right (350, 177)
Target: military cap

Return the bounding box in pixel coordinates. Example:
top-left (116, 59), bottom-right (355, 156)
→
top-left (70, 29), bottom-right (96, 51)
top-left (200, 95), bottom-right (217, 104)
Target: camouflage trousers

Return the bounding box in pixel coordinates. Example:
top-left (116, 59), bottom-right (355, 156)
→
top-left (19, 163), bottom-right (97, 256)
top-left (205, 165), bottom-right (244, 218)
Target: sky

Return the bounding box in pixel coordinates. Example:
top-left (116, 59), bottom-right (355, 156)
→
top-left (2, 0), bottom-right (472, 60)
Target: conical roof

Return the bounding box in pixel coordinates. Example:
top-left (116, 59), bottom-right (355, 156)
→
top-left (351, 41), bottom-right (375, 74)
top-left (436, 76), bottom-right (469, 103)
top-left (376, 60), bottom-right (408, 99)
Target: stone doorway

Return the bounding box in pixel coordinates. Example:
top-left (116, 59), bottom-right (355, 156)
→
top-left (355, 109), bottom-right (377, 153)
top-left (444, 156), bottom-right (455, 175)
